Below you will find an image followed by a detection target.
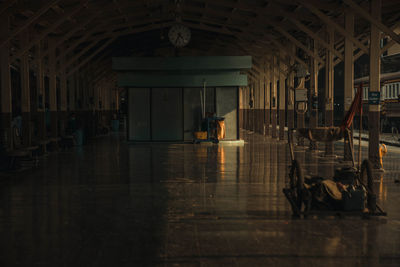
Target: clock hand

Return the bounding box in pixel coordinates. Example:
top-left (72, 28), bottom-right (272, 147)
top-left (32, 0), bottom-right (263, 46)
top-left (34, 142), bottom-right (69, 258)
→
top-left (176, 33), bottom-right (183, 45)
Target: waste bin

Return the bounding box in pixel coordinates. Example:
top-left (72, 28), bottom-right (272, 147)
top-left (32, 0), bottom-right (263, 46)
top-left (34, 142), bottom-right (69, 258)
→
top-left (111, 119), bottom-right (119, 131)
top-left (75, 129), bottom-right (84, 146)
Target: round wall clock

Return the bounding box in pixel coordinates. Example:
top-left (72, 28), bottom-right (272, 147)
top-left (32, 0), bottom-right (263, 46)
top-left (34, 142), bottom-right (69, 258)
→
top-left (168, 24), bottom-right (191, 48)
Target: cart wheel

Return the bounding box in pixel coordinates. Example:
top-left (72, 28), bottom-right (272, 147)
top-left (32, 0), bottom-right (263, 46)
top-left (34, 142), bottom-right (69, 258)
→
top-left (360, 159), bottom-right (376, 211)
top-left (289, 160), bottom-right (304, 215)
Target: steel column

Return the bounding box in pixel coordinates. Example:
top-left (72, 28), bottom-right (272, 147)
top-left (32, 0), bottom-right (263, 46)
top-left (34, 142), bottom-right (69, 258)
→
top-left (368, 0), bottom-right (382, 169)
top-left (344, 11), bottom-right (355, 161)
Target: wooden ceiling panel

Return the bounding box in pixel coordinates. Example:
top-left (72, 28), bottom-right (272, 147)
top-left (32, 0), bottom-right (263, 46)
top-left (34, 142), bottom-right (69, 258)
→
top-left (1, 0), bottom-right (399, 70)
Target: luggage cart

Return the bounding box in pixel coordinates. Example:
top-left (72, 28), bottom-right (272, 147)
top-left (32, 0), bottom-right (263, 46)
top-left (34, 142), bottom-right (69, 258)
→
top-left (283, 127), bottom-right (387, 218)
top-left (194, 116), bottom-right (224, 144)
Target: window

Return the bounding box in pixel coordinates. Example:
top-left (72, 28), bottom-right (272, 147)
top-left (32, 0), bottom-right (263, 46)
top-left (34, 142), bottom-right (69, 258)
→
top-left (389, 85), bottom-right (392, 98)
top-left (392, 84), bottom-right (395, 98)
top-left (386, 86), bottom-right (389, 99)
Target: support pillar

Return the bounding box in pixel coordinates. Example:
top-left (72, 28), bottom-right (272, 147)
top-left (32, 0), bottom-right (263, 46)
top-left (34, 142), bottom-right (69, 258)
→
top-left (279, 52), bottom-right (286, 141)
top-left (69, 74), bottom-right (76, 112)
top-left (115, 88), bottom-right (119, 112)
top-left (239, 87), bottom-right (243, 132)
top-left (105, 81), bottom-right (111, 128)
top-left (250, 83), bottom-right (254, 132)
top-left (264, 59), bottom-right (270, 136)
top-left (287, 48), bottom-right (295, 132)
top-left (258, 74), bottom-right (264, 134)
top-left (368, 0), bottom-right (382, 169)
top-left (82, 69), bottom-right (90, 136)
top-left (309, 40), bottom-right (318, 150)
top-left (271, 55), bottom-right (278, 139)
top-left (88, 64), bottom-right (96, 137)
top-left (244, 86), bottom-right (248, 130)
top-left (254, 79), bottom-right (259, 133)
top-left (59, 69), bottom-right (67, 136)
top-left (93, 78), bottom-right (99, 135)
top-left (344, 11), bottom-right (355, 161)
top-left (0, 15), bottom-right (12, 151)
top-left (325, 26), bottom-right (335, 155)
top-left (48, 40), bottom-right (58, 140)
top-left (36, 43), bottom-right (46, 141)
top-left (21, 33), bottom-right (31, 146)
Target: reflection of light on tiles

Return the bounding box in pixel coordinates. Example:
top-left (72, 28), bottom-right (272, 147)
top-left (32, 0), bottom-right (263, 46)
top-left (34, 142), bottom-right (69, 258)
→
top-left (325, 237), bottom-right (341, 256)
top-left (218, 147), bottom-right (225, 179)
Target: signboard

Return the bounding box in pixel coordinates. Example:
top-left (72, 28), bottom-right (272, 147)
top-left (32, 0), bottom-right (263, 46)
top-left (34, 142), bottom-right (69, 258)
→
top-left (295, 89), bottom-right (308, 102)
top-left (368, 91), bottom-right (380, 105)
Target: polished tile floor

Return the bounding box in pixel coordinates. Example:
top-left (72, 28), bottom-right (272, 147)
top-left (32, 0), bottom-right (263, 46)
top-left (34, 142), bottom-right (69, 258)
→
top-left (0, 131), bottom-right (399, 266)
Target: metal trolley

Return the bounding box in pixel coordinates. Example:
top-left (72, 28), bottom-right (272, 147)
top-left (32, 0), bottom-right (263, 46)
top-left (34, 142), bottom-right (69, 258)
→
top-left (283, 127), bottom-right (387, 218)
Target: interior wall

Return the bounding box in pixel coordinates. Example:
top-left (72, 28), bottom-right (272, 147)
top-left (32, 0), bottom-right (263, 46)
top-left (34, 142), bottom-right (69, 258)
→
top-left (128, 88), bottom-right (150, 141)
top-left (128, 87), bottom-right (238, 141)
top-left (216, 87), bottom-right (238, 139)
top-left (151, 88), bottom-right (183, 141)
top-left (183, 88), bottom-right (202, 141)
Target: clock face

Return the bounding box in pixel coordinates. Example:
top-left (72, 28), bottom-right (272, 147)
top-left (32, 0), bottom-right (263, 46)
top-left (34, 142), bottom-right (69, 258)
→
top-left (168, 24), bottom-right (191, 48)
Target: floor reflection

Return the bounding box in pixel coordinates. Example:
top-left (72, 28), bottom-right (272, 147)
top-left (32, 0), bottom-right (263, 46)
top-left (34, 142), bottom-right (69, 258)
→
top-left (0, 131), bottom-right (398, 266)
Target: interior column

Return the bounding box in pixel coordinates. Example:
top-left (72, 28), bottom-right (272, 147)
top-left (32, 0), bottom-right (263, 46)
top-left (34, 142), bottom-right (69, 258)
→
top-left (69, 73), bottom-right (76, 115)
top-left (309, 40), bottom-right (318, 150)
top-left (368, 0), bottom-right (382, 169)
top-left (257, 74), bottom-right (263, 134)
top-left (264, 58), bottom-right (270, 136)
top-left (325, 26), bottom-right (334, 155)
top-left (21, 33), bottom-right (31, 146)
top-left (279, 52), bottom-right (286, 141)
top-left (59, 68), bottom-right (68, 137)
top-left (36, 43), bottom-right (46, 141)
top-left (48, 40), bottom-right (58, 142)
top-left (271, 55), bottom-right (278, 139)
top-left (0, 15), bottom-right (12, 150)
top-left (344, 10), bottom-right (355, 161)
top-left (287, 49), bottom-right (295, 132)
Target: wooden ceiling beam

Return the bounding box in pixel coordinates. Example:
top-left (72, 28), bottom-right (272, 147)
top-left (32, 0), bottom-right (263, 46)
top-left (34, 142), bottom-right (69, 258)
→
top-left (296, 0), bottom-right (369, 54)
top-left (66, 22), bottom-right (173, 76)
top-left (39, 12), bottom-right (100, 60)
top-left (343, 0), bottom-right (400, 44)
top-left (67, 37), bottom-right (116, 76)
top-left (11, 0), bottom-right (90, 62)
top-left (269, 22), bottom-right (323, 64)
top-left (0, 0), bottom-right (62, 48)
top-left (58, 16), bottom-right (170, 61)
top-left (0, 0), bottom-right (18, 15)
top-left (184, 3), bottom-right (324, 64)
top-left (270, 3), bottom-right (343, 61)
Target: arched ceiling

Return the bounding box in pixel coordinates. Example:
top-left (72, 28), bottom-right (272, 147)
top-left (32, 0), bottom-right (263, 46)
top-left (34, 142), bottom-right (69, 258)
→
top-left (2, 0), bottom-right (400, 83)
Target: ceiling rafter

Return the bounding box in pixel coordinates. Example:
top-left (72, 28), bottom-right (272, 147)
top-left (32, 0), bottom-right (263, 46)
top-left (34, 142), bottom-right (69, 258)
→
top-left (270, 3), bottom-right (344, 61)
top-left (343, 0), bottom-right (400, 44)
top-left (1, 0), bottom-right (399, 83)
top-left (66, 22), bottom-right (174, 76)
top-left (0, 0), bottom-right (18, 15)
top-left (183, 2), bottom-right (325, 65)
top-left (296, 0), bottom-right (369, 54)
top-left (0, 0), bottom-right (62, 48)
top-left (11, 0), bottom-right (90, 62)
top-left (39, 11), bottom-right (101, 60)
top-left (59, 17), bottom-right (172, 63)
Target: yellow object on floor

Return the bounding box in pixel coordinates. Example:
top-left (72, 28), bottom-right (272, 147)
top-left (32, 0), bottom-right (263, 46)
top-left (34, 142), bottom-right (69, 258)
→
top-left (379, 143), bottom-right (387, 168)
top-left (194, 131), bottom-right (207, 140)
top-left (217, 120), bottom-right (225, 140)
